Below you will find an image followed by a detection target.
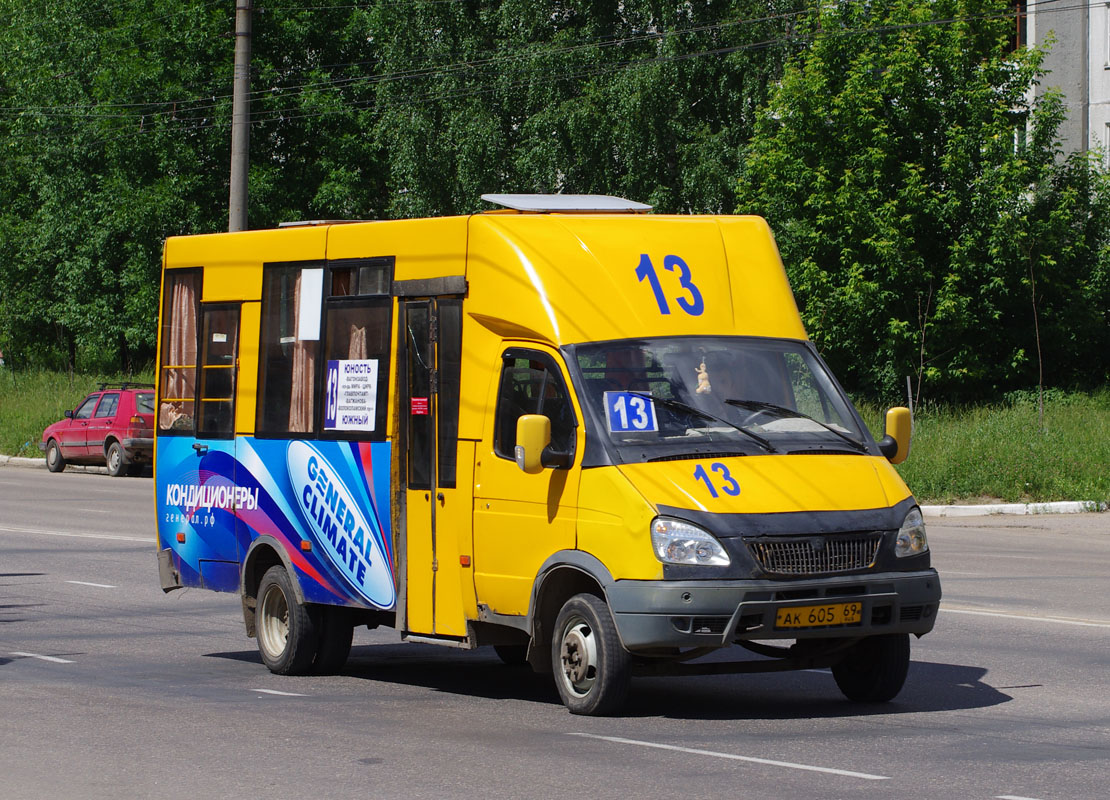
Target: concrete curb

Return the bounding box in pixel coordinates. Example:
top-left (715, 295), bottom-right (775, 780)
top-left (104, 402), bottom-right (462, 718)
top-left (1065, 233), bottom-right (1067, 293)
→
top-left (0, 454), bottom-right (107, 474)
top-left (921, 501), bottom-right (1106, 517)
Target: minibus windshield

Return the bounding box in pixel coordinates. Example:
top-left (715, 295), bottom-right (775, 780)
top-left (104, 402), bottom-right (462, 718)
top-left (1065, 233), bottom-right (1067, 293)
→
top-left (572, 337), bottom-right (871, 461)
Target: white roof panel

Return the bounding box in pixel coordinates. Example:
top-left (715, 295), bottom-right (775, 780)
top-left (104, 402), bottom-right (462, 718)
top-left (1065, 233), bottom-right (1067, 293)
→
top-left (480, 193), bottom-right (652, 212)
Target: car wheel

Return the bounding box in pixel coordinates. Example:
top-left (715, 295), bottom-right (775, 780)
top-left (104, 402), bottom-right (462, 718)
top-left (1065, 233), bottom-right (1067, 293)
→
top-left (106, 441), bottom-right (125, 477)
top-left (45, 440), bottom-right (66, 473)
top-left (832, 633), bottom-right (911, 703)
top-left (256, 565), bottom-right (317, 675)
top-left (552, 593), bottom-right (631, 715)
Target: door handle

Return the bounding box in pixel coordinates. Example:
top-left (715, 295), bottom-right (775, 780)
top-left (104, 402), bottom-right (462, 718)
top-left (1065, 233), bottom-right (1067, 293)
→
top-left (193, 443), bottom-right (209, 455)
top-left (436, 492), bottom-right (445, 505)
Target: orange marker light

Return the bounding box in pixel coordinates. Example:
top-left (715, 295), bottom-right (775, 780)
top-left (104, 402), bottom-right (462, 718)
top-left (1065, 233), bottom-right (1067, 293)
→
top-left (301, 540), bottom-right (313, 551)
top-left (176, 532), bottom-right (186, 543)
top-left (459, 555), bottom-right (471, 567)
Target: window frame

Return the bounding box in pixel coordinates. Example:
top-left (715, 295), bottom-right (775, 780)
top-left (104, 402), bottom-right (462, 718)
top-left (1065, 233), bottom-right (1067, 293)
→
top-left (492, 348), bottom-right (578, 462)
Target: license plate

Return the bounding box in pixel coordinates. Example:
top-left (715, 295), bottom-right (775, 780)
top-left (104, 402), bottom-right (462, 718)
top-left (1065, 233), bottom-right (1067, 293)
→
top-left (775, 601), bottom-right (862, 629)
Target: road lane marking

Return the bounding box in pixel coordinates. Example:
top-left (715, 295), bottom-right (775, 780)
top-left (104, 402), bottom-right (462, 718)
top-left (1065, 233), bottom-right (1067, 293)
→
top-left (0, 523), bottom-right (148, 543)
top-left (11, 651), bottom-right (75, 664)
top-left (251, 688), bottom-right (307, 697)
top-left (65, 580), bottom-right (117, 589)
top-left (942, 604), bottom-right (1110, 628)
top-left (568, 733), bottom-right (889, 781)
top-left (997, 795), bottom-right (1044, 800)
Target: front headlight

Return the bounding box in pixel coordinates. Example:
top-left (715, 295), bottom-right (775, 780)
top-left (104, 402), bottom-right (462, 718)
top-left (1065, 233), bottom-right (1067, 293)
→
top-left (651, 517), bottom-right (731, 566)
top-left (895, 507), bottom-right (929, 557)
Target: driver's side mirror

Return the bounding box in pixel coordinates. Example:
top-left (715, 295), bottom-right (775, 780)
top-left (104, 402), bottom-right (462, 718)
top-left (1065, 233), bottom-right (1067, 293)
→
top-left (515, 414), bottom-right (550, 474)
top-left (514, 414), bottom-right (573, 473)
top-left (64, 410), bottom-right (74, 419)
top-left (877, 407), bottom-right (911, 464)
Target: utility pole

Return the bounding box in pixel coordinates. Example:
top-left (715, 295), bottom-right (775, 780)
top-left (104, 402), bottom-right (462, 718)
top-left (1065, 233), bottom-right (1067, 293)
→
top-left (229, 0), bottom-right (252, 232)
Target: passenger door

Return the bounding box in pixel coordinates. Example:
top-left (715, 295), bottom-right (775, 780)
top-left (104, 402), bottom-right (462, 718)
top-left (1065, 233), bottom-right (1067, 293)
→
top-left (472, 348), bottom-right (581, 617)
top-left (59, 394), bottom-right (99, 458)
top-left (86, 392), bottom-right (120, 460)
top-left (400, 295), bottom-right (468, 637)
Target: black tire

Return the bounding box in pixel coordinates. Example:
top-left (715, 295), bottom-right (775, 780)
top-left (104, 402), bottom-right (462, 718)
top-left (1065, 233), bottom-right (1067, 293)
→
top-left (832, 634), bottom-right (911, 703)
top-left (256, 565), bottom-right (318, 675)
top-left (45, 439), bottom-right (66, 473)
top-left (493, 644), bottom-right (529, 667)
top-left (105, 441), bottom-right (126, 477)
top-left (551, 593), bottom-right (631, 715)
top-left (312, 606), bottom-right (353, 675)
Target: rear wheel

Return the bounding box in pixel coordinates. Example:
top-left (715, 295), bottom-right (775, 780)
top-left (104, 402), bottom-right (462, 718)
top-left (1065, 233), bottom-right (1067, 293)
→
top-left (832, 633), bottom-right (911, 703)
top-left (256, 565), bottom-right (317, 675)
top-left (105, 441), bottom-right (125, 477)
top-left (45, 440), bottom-right (66, 473)
top-left (552, 593), bottom-right (631, 715)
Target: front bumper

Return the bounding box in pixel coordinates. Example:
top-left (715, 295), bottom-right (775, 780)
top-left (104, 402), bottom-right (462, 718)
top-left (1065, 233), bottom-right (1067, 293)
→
top-left (607, 569), bottom-right (940, 651)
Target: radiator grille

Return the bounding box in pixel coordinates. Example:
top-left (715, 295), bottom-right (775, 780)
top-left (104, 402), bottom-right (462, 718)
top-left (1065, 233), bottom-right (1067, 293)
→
top-left (748, 533), bottom-right (882, 576)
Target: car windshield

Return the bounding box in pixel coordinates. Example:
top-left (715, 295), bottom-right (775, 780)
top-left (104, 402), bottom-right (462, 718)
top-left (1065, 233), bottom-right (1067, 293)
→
top-left (572, 336), bottom-right (870, 462)
top-left (135, 393), bottom-right (155, 415)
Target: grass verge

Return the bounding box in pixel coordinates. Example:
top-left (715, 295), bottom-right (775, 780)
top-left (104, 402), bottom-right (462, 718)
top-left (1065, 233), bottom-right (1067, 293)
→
top-left (861, 389), bottom-right (1110, 505)
top-left (0, 369), bottom-right (154, 458)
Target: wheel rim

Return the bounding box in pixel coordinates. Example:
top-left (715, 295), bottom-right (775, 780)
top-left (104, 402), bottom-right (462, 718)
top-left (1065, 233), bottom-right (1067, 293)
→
top-left (108, 447), bottom-right (121, 472)
top-left (559, 615), bottom-right (598, 698)
top-left (47, 444), bottom-right (58, 467)
top-left (257, 583), bottom-right (290, 660)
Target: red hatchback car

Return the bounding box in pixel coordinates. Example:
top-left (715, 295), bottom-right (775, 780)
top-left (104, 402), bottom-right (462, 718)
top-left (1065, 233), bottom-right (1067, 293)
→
top-left (40, 383), bottom-right (155, 477)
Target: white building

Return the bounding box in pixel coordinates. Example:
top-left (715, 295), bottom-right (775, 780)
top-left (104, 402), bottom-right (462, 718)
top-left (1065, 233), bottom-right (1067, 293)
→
top-left (1026, 0), bottom-right (1110, 162)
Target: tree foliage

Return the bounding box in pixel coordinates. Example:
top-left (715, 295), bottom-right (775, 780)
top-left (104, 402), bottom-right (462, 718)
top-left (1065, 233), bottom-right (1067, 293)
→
top-left (0, 0), bottom-right (802, 372)
top-left (0, 0), bottom-right (1106, 403)
top-left (738, 0), bottom-right (1110, 401)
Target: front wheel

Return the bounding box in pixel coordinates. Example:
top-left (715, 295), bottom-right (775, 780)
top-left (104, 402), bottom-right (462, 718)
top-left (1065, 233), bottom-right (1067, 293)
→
top-left (45, 440), bottom-right (66, 473)
top-left (832, 633), bottom-right (910, 703)
top-left (551, 593), bottom-right (631, 715)
top-left (256, 565), bottom-right (317, 675)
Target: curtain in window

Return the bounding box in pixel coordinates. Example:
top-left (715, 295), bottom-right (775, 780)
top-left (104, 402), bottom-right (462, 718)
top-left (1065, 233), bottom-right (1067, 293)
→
top-left (160, 274), bottom-right (198, 430)
top-left (288, 271), bottom-right (315, 432)
top-left (348, 324), bottom-right (368, 359)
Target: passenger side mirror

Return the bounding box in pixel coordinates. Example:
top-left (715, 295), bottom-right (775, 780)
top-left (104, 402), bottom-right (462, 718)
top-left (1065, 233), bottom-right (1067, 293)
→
top-left (878, 406), bottom-right (911, 464)
top-left (515, 414), bottom-right (551, 474)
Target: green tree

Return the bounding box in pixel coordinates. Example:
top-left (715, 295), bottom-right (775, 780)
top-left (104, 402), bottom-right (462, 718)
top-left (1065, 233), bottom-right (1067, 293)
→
top-left (738, 0), bottom-right (1110, 402)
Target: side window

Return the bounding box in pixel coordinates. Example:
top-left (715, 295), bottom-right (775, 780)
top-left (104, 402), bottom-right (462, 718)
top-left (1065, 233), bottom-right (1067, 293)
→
top-left (197, 305), bottom-right (240, 438)
top-left (257, 257), bottom-right (393, 438)
top-left (493, 353), bottom-right (576, 460)
top-left (94, 393), bottom-right (120, 418)
top-left (158, 269), bottom-right (200, 432)
top-left (257, 263), bottom-right (323, 435)
top-left (321, 295), bottom-right (392, 439)
top-left (74, 395), bottom-right (98, 420)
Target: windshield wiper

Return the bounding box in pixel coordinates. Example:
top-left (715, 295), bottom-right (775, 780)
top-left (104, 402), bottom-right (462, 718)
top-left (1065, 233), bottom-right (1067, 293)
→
top-left (628, 392), bottom-right (779, 453)
top-left (724, 399), bottom-right (869, 453)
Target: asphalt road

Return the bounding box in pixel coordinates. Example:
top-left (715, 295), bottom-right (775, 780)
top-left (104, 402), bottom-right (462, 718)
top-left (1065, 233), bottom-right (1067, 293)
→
top-left (1, 467), bottom-right (1107, 799)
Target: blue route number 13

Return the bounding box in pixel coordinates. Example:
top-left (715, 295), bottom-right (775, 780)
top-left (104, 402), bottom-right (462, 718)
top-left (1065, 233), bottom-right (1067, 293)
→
top-left (635, 253), bottom-right (705, 316)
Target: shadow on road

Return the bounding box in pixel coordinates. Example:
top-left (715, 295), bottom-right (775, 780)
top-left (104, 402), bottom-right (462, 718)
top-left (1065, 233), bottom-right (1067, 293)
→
top-left (205, 643), bottom-right (1011, 719)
